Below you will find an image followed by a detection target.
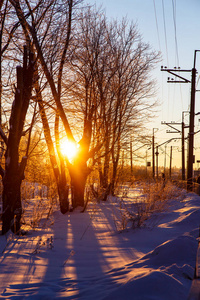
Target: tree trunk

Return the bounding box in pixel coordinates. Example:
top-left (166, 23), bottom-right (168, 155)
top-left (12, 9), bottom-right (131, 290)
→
top-left (54, 112), bottom-right (69, 213)
top-left (102, 153), bottom-right (110, 189)
top-left (110, 153), bottom-right (119, 196)
top-left (1, 47), bottom-right (34, 234)
top-left (69, 112), bottom-right (93, 209)
top-left (36, 79), bottom-right (69, 214)
top-left (57, 181), bottom-right (69, 214)
top-left (110, 163), bottom-right (117, 196)
top-left (2, 172), bottom-right (22, 234)
top-left (97, 158), bottom-right (104, 187)
top-left (57, 158), bottom-right (69, 213)
top-left (69, 162), bottom-right (88, 208)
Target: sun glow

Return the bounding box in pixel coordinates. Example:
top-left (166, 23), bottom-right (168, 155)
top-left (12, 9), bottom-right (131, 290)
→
top-left (60, 139), bottom-right (78, 160)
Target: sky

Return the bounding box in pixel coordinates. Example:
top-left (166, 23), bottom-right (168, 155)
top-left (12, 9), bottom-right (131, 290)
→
top-left (86, 0), bottom-right (200, 170)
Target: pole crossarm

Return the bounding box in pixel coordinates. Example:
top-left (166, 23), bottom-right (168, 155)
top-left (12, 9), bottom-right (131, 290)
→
top-left (161, 121), bottom-right (182, 133)
top-left (161, 67), bottom-right (191, 83)
top-left (167, 71), bottom-right (190, 83)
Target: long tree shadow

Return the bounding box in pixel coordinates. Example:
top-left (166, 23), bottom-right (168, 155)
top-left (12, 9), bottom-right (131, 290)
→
top-left (1, 198), bottom-right (155, 299)
top-left (4, 206), bottom-right (118, 299)
top-left (64, 205), bottom-right (117, 299)
top-left (0, 211), bottom-right (69, 299)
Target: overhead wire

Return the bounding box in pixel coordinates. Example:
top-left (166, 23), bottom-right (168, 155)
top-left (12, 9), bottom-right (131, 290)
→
top-left (172, 0), bottom-right (183, 110)
top-left (153, 0), bottom-right (161, 52)
top-left (172, 0), bottom-right (179, 66)
top-left (171, 0), bottom-right (176, 120)
top-left (152, 0), bottom-right (165, 122)
top-left (161, 0), bottom-right (171, 121)
top-left (162, 0), bottom-right (169, 66)
top-left (196, 75), bottom-right (200, 88)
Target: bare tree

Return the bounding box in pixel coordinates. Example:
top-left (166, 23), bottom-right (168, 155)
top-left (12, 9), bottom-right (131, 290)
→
top-left (8, 0), bottom-right (82, 210)
top-left (68, 14), bottom-right (159, 196)
top-left (103, 21), bottom-right (159, 194)
top-left (7, 1), bottom-right (159, 210)
top-left (0, 46), bottom-right (34, 234)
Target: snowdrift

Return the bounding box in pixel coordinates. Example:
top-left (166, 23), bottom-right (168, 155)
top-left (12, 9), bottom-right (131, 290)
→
top-left (0, 192), bottom-right (199, 299)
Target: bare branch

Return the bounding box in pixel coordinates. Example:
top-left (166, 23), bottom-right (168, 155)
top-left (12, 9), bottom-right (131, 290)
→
top-left (0, 125), bottom-right (7, 145)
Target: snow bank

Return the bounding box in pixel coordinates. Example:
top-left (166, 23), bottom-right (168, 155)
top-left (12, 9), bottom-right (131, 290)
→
top-left (0, 192), bottom-right (199, 299)
top-left (107, 269), bottom-right (190, 300)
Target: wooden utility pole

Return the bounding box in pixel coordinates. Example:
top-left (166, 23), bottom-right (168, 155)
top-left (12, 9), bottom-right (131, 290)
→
top-left (130, 140), bottom-right (133, 175)
top-left (161, 118), bottom-right (188, 181)
top-left (156, 138), bottom-right (179, 180)
top-left (181, 119), bottom-right (185, 180)
top-left (152, 128), bottom-right (158, 179)
top-left (187, 66), bottom-right (197, 190)
top-left (181, 111), bottom-right (189, 181)
top-left (161, 50), bottom-right (200, 190)
top-left (169, 146), bottom-right (172, 178)
top-left (152, 133), bottom-right (155, 179)
top-left (156, 145), bottom-right (159, 179)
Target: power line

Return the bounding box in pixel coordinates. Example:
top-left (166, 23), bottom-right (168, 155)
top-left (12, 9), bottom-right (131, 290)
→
top-left (172, 0), bottom-right (179, 67)
top-left (153, 0), bottom-right (161, 52)
top-left (171, 0), bottom-right (184, 110)
top-left (162, 0), bottom-right (169, 66)
top-left (162, 0), bottom-right (171, 119)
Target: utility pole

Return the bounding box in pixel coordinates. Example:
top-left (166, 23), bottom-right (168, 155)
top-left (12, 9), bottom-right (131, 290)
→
top-left (187, 66), bottom-right (196, 190)
top-left (161, 50), bottom-right (200, 191)
top-left (156, 145), bottom-right (159, 179)
top-left (164, 143), bottom-right (167, 174)
top-left (156, 138), bottom-right (180, 179)
top-left (169, 146), bottom-right (172, 178)
top-left (152, 128), bottom-right (158, 179)
top-left (181, 117), bottom-right (185, 180)
top-left (181, 111), bottom-right (189, 181)
top-left (152, 131), bottom-right (155, 179)
top-left (130, 139), bottom-right (133, 175)
top-left (161, 117), bottom-right (188, 181)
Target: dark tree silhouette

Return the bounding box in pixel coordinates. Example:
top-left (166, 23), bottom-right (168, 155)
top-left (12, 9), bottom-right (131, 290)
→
top-left (0, 46), bottom-right (34, 234)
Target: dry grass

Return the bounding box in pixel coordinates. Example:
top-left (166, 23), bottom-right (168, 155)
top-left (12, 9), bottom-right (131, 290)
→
top-left (21, 183), bottom-right (58, 231)
top-left (141, 180), bottom-right (185, 212)
top-left (113, 180), bottom-right (186, 231)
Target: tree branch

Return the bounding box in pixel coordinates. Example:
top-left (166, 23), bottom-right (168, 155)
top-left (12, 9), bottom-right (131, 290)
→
top-left (0, 164), bottom-right (5, 178)
top-left (0, 126), bottom-right (8, 145)
top-left (57, 0), bottom-right (72, 98)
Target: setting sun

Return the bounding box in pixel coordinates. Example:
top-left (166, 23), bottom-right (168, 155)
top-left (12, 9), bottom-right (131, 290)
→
top-left (60, 139), bottom-right (78, 160)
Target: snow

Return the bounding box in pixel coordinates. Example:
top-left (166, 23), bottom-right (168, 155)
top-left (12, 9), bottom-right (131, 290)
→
top-left (0, 190), bottom-right (199, 299)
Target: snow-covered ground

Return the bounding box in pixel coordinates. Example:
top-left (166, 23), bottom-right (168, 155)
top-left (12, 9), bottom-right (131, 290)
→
top-left (0, 189), bottom-right (199, 299)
